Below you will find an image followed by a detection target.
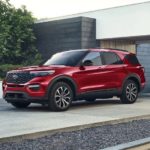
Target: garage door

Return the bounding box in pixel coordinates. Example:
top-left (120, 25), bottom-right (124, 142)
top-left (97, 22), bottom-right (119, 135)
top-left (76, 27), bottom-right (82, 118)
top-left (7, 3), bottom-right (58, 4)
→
top-left (136, 42), bottom-right (150, 93)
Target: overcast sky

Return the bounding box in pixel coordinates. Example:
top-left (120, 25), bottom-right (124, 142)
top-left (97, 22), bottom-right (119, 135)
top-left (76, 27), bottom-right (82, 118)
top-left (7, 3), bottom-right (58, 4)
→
top-left (10, 0), bottom-right (150, 19)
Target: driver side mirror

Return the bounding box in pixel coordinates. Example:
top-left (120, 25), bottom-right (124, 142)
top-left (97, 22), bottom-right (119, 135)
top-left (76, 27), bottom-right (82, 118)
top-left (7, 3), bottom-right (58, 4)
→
top-left (82, 60), bottom-right (93, 66)
top-left (79, 60), bottom-right (93, 70)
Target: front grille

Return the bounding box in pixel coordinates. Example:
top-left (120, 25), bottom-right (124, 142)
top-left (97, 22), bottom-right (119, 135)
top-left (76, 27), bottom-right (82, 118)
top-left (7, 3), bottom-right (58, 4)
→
top-left (6, 72), bottom-right (34, 84)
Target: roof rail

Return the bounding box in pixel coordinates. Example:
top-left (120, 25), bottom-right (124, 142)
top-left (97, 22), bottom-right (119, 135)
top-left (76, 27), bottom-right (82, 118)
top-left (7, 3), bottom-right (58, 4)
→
top-left (91, 47), bottom-right (128, 52)
top-left (102, 48), bottom-right (128, 52)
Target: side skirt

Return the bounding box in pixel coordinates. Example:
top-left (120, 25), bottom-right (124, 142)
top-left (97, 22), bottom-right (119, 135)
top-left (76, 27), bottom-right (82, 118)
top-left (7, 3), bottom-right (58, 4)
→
top-left (76, 88), bottom-right (121, 100)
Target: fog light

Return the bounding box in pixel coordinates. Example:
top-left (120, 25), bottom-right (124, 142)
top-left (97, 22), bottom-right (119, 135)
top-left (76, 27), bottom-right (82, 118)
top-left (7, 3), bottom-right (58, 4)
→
top-left (28, 84), bottom-right (40, 91)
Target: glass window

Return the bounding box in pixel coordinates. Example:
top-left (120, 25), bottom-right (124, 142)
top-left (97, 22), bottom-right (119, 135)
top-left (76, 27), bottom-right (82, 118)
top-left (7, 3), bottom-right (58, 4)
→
top-left (82, 52), bottom-right (102, 66)
top-left (44, 50), bottom-right (88, 66)
top-left (101, 52), bottom-right (123, 65)
top-left (125, 54), bottom-right (140, 65)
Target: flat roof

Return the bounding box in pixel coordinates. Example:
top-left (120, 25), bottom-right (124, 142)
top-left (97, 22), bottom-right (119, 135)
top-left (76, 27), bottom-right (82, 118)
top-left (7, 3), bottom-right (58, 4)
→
top-left (36, 1), bottom-right (150, 40)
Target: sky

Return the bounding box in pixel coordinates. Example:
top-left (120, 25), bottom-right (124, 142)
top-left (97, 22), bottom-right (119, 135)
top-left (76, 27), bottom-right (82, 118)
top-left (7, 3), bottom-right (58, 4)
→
top-left (9, 0), bottom-right (150, 19)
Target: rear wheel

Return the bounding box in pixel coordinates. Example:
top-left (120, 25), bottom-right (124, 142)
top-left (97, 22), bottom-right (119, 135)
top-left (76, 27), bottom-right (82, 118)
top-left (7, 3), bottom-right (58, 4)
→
top-left (120, 80), bottom-right (138, 104)
top-left (11, 102), bottom-right (30, 108)
top-left (48, 82), bottom-right (73, 111)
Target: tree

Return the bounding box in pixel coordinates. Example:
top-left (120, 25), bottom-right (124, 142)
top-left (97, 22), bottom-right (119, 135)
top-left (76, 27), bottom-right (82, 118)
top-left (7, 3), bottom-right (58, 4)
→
top-left (0, 0), bottom-right (41, 65)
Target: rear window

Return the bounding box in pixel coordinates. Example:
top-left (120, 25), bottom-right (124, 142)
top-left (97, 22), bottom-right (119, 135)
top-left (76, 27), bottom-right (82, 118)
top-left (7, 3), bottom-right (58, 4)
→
top-left (125, 54), bottom-right (140, 65)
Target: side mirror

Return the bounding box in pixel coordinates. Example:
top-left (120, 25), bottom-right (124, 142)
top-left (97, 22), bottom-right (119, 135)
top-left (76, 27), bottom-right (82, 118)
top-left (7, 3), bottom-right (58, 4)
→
top-left (82, 60), bottom-right (93, 66)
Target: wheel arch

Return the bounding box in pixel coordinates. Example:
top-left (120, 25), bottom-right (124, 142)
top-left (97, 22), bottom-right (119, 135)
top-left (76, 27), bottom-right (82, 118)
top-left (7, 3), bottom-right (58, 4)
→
top-left (46, 75), bottom-right (77, 98)
top-left (122, 74), bottom-right (141, 92)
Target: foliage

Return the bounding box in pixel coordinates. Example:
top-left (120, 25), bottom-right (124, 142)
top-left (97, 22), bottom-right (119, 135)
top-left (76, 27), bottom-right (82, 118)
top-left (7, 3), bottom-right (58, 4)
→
top-left (0, 0), bottom-right (41, 65)
top-left (0, 64), bottom-right (23, 79)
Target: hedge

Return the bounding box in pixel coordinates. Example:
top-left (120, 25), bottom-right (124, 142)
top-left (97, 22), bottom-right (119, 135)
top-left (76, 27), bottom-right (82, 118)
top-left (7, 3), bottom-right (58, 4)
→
top-left (0, 64), bottom-right (23, 80)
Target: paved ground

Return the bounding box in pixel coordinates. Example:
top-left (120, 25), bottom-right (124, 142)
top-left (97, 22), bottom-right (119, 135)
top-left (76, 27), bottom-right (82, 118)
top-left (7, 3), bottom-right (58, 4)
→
top-left (0, 97), bottom-right (150, 140)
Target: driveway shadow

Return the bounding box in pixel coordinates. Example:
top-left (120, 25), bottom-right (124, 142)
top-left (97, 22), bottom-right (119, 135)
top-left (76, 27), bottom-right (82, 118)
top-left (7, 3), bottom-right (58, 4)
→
top-left (70, 99), bottom-right (121, 111)
top-left (0, 98), bottom-right (122, 112)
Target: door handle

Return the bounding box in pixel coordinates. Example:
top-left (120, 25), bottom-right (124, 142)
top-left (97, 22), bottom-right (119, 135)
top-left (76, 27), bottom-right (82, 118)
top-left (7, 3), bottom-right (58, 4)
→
top-left (99, 66), bottom-right (105, 69)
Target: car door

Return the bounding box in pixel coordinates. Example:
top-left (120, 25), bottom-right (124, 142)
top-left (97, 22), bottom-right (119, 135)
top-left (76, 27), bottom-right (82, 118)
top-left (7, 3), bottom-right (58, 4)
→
top-left (100, 51), bottom-right (126, 89)
top-left (74, 51), bottom-right (110, 93)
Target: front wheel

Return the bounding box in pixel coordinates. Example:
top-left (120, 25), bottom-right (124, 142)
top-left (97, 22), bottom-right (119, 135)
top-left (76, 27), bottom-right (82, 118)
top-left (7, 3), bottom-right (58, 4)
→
top-left (11, 102), bottom-right (30, 108)
top-left (120, 80), bottom-right (138, 104)
top-left (48, 82), bottom-right (73, 111)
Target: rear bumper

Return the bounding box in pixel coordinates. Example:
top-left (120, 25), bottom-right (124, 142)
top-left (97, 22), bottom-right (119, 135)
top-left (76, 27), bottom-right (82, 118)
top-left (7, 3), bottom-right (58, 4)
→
top-left (140, 82), bottom-right (145, 92)
top-left (4, 91), bottom-right (48, 104)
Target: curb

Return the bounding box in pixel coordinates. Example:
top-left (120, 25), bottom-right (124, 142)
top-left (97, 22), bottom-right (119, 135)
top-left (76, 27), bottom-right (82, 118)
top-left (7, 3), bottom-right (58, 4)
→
top-left (102, 137), bottom-right (150, 150)
top-left (0, 114), bottom-right (150, 143)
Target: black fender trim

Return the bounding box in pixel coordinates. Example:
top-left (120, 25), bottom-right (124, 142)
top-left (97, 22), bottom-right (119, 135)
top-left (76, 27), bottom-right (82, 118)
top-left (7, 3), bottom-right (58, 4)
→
top-left (121, 73), bottom-right (141, 93)
top-left (46, 75), bottom-right (78, 98)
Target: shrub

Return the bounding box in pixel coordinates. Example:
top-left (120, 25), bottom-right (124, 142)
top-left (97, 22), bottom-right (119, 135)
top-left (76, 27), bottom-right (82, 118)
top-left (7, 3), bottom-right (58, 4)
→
top-left (0, 0), bottom-right (41, 65)
top-left (0, 64), bottom-right (23, 79)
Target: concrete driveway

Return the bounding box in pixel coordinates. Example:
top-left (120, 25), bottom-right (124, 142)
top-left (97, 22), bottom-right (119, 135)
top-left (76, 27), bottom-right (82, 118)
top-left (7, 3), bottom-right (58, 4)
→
top-left (0, 97), bottom-right (150, 140)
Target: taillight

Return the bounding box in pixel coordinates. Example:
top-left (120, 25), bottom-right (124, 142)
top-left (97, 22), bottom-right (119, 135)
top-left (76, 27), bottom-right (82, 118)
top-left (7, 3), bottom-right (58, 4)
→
top-left (141, 66), bottom-right (145, 73)
top-left (138, 66), bottom-right (145, 73)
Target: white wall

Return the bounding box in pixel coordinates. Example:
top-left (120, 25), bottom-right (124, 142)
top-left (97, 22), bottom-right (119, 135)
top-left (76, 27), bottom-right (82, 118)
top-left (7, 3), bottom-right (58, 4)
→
top-left (0, 82), bottom-right (2, 98)
top-left (37, 2), bottom-right (150, 40)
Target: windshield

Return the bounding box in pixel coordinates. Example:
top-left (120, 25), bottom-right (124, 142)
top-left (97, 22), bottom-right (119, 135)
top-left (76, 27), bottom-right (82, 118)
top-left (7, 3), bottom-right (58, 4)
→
top-left (44, 50), bottom-right (88, 66)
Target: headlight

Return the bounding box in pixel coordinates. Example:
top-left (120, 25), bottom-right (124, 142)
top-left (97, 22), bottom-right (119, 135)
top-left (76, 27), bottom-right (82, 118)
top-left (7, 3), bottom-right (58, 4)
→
top-left (30, 70), bottom-right (55, 77)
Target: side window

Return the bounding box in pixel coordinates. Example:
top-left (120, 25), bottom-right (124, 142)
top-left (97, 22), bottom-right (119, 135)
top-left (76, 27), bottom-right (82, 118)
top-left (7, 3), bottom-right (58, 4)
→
top-left (101, 52), bottom-right (123, 65)
top-left (82, 52), bottom-right (102, 66)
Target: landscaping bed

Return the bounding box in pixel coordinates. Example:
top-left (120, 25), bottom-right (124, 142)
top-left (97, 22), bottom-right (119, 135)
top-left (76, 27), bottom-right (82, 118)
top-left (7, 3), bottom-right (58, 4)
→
top-left (0, 119), bottom-right (150, 150)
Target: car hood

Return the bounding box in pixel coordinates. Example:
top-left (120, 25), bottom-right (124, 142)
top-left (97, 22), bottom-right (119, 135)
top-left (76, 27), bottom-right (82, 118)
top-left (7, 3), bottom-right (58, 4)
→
top-left (10, 65), bottom-right (67, 72)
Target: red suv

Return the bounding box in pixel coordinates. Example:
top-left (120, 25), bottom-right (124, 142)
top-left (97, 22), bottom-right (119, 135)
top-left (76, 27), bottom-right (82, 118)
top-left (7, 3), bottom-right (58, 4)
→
top-left (2, 49), bottom-right (145, 111)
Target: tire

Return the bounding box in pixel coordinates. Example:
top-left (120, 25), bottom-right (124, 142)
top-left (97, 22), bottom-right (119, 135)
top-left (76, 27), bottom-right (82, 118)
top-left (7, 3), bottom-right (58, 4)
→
top-left (120, 80), bottom-right (138, 104)
top-left (85, 98), bottom-right (96, 102)
top-left (48, 82), bottom-right (73, 111)
top-left (11, 102), bottom-right (30, 108)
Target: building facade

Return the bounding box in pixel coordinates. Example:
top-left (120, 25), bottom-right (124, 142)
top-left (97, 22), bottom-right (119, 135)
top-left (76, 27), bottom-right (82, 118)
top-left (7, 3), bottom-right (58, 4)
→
top-left (34, 2), bottom-right (150, 93)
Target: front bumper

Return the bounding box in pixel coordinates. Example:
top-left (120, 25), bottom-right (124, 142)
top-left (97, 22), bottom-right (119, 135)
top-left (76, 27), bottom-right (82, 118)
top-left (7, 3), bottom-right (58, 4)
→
top-left (2, 76), bottom-right (53, 103)
top-left (4, 91), bottom-right (48, 103)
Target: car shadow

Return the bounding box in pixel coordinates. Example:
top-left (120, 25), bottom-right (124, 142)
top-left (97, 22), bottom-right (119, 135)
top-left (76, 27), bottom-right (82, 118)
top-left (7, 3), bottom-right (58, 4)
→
top-left (70, 99), bottom-right (121, 110)
top-left (2, 98), bottom-right (121, 112)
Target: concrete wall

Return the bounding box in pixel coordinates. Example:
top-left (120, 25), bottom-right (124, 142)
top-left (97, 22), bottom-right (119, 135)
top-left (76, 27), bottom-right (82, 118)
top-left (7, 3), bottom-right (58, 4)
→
top-left (37, 2), bottom-right (150, 40)
top-left (34, 17), bottom-right (96, 59)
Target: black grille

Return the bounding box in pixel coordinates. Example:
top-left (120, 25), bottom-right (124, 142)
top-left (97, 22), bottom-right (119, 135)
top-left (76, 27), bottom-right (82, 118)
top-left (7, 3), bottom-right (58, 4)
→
top-left (6, 72), bottom-right (34, 84)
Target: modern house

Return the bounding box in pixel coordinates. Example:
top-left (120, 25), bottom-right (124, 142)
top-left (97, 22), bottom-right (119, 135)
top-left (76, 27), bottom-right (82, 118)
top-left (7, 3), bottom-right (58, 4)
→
top-left (34, 1), bottom-right (150, 93)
